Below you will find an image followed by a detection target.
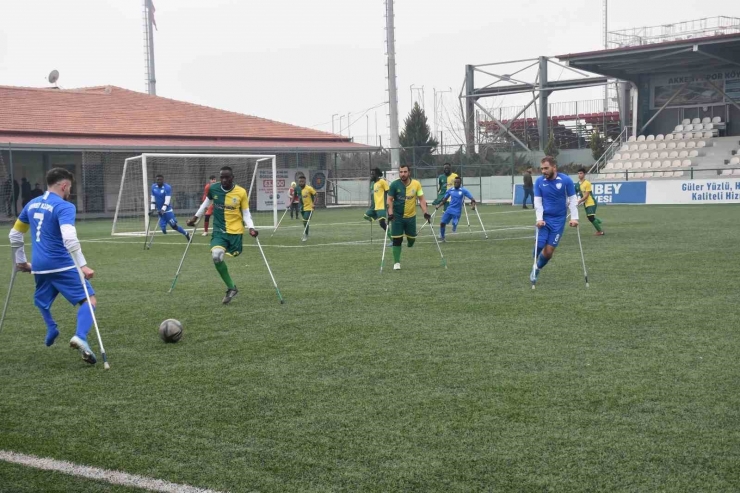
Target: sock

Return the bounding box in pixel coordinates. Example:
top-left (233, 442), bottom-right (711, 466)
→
top-left (215, 261), bottom-right (235, 289)
top-left (392, 245), bottom-right (401, 263)
top-left (75, 303), bottom-right (95, 340)
top-left (38, 306), bottom-right (59, 346)
top-left (160, 226), bottom-right (167, 234)
top-left (593, 218), bottom-right (603, 232)
top-left (533, 245), bottom-right (544, 258)
top-left (407, 238), bottom-right (415, 248)
top-left (204, 218), bottom-right (210, 233)
top-left (536, 253), bottom-right (550, 269)
top-left (440, 224), bottom-right (446, 238)
top-left (379, 220), bottom-right (387, 231)
top-left (303, 222), bottom-right (309, 235)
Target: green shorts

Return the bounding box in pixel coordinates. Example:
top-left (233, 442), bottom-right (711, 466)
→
top-left (301, 210), bottom-right (313, 221)
top-left (585, 204), bottom-right (598, 216)
top-left (391, 216), bottom-right (417, 239)
top-left (364, 208), bottom-right (387, 221)
top-left (211, 230), bottom-right (243, 257)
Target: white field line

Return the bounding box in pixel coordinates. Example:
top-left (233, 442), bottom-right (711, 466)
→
top-left (0, 450), bottom-right (226, 493)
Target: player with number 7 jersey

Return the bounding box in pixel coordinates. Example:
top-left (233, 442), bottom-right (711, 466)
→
top-left (8, 167), bottom-right (99, 365)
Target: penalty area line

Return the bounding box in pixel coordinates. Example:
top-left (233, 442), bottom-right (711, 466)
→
top-left (0, 450), bottom-right (225, 493)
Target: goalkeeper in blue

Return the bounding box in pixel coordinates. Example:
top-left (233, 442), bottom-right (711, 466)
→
top-left (150, 174), bottom-right (190, 241)
top-left (434, 176), bottom-right (476, 242)
top-left (8, 168), bottom-right (98, 365)
top-left (531, 156), bottom-right (579, 288)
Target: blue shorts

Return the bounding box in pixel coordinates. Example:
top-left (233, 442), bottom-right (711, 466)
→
top-left (440, 211), bottom-right (460, 227)
top-left (34, 269), bottom-right (94, 311)
top-left (537, 220), bottom-right (566, 249)
top-left (159, 211), bottom-right (178, 229)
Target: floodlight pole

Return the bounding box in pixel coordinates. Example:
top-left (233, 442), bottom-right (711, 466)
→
top-left (385, 0), bottom-right (400, 169)
top-left (538, 57), bottom-right (549, 151)
top-left (144, 0), bottom-right (156, 96)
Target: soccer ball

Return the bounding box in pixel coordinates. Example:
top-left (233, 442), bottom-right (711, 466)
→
top-left (158, 319), bottom-right (183, 343)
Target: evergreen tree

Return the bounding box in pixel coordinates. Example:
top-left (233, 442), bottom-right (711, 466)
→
top-left (399, 103), bottom-right (439, 166)
top-left (590, 131), bottom-right (606, 161)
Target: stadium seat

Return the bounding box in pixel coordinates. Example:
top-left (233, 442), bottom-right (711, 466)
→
top-left (632, 161), bottom-right (642, 169)
top-left (659, 151), bottom-right (669, 159)
top-left (649, 151), bottom-right (659, 159)
top-left (646, 134), bottom-right (655, 141)
top-left (613, 153), bottom-right (622, 161)
top-left (656, 134), bottom-right (665, 141)
top-left (703, 131), bottom-right (714, 139)
top-left (678, 150), bottom-right (689, 158)
top-left (697, 140), bottom-right (707, 148)
top-left (605, 162), bottom-right (614, 169)
top-left (652, 160), bottom-right (663, 169)
top-left (688, 150), bottom-right (700, 158)
top-left (664, 160), bottom-right (674, 168)
top-left (686, 141), bottom-right (696, 148)
top-left (712, 116), bottom-right (722, 124)
top-left (721, 169), bottom-right (733, 176)
top-left (640, 152), bottom-right (650, 160)
top-left (615, 162), bottom-right (624, 169)
top-left (702, 117), bottom-right (711, 124)
top-left (667, 142), bottom-right (677, 149)
top-left (677, 141), bottom-right (687, 149)
top-left (681, 119), bottom-right (691, 125)
top-left (629, 144), bottom-right (639, 151)
top-left (653, 171), bottom-right (664, 178)
top-left (657, 142), bottom-right (667, 150)
top-left (692, 118), bottom-right (701, 124)
top-left (733, 169), bottom-right (740, 176)
top-left (638, 143), bottom-right (648, 151)
top-left (627, 136), bottom-right (637, 142)
top-left (730, 157), bottom-right (740, 165)
top-left (637, 135), bottom-right (646, 142)
top-left (703, 123), bottom-right (714, 131)
top-left (693, 132), bottom-right (704, 139)
top-left (624, 162), bottom-right (633, 169)
top-left (631, 152), bottom-right (641, 160)
top-left (682, 159), bottom-right (692, 167)
top-left (683, 132), bottom-right (694, 140)
top-left (665, 133), bottom-right (675, 141)
top-left (692, 123), bottom-right (703, 131)
top-left (671, 160), bottom-right (681, 168)
top-left (674, 171), bottom-right (684, 177)
top-left (648, 143), bottom-right (657, 150)
top-left (620, 144), bottom-right (630, 152)
top-left (674, 124), bottom-right (684, 133)
top-left (633, 172), bottom-right (643, 178)
top-left (668, 151), bottom-right (679, 158)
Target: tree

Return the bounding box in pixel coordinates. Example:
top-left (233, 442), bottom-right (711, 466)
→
top-left (543, 130), bottom-right (559, 158)
top-left (399, 102), bottom-right (439, 166)
top-left (589, 131), bottom-right (606, 161)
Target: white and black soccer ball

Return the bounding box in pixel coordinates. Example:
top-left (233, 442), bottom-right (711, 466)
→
top-left (159, 319), bottom-right (183, 343)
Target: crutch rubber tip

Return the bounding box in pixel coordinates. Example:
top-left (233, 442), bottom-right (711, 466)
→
top-left (585, 283), bottom-right (590, 288)
top-left (531, 285), bottom-right (536, 290)
top-left (104, 362), bottom-right (110, 370)
top-left (280, 300), bottom-right (285, 304)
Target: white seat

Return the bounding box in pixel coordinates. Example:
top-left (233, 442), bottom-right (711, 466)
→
top-left (677, 141), bottom-right (686, 149)
top-left (691, 118), bottom-right (701, 124)
top-left (638, 143), bottom-right (648, 151)
top-left (632, 161), bottom-right (642, 169)
top-left (674, 124), bottom-right (684, 132)
top-left (662, 160), bottom-right (673, 168)
top-left (605, 162), bottom-right (614, 169)
top-left (668, 151), bottom-right (679, 158)
top-left (712, 116), bottom-right (722, 124)
top-left (631, 152), bottom-right (641, 160)
top-left (659, 151), bottom-right (669, 159)
top-left (703, 131), bottom-right (714, 139)
top-left (665, 133), bottom-right (674, 141)
top-left (730, 157), bottom-right (740, 165)
top-left (688, 150), bottom-right (699, 158)
top-left (683, 132), bottom-right (694, 140)
top-left (655, 134), bottom-right (665, 141)
top-left (692, 123), bottom-right (703, 131)
top-left (624, 162), bottom-right (633, 169)
top-left (671, 160), bottom-right (681, 168)
top-left (693, 132), bottom-right (704, 139)
top-left (703, 123), bottom-right (714, 130)
top-left (640, 152), bottom-right (650, 160)
top-left (667, 142), bottom-right (677, 149)
top-left (633, 172), bottom-right (643, 178)
top-left (629, 144), bottom-right (639, 151)
top-left (678, 150), bottom-right (689, 158)
top-left (614, 162), bottom-right (624, 169)
top-left (637, 135), bottom-right (646, 142)
top-left (620, 144), bottom-right (630, 152)
top-left (733, 169), bottom-right (740, 176)
top-left (647, 143), bottom-right (657, 150)
top-left (697, 140), bottom-right (707, 148)
top-left (646, 134), bottom-right (655, 141)
top-left (674, 171), bottom-right (684, 177)
top-left (657, 142), bottom-right (667, 150)
top-left (681, 119), bottom-right (691, 125)
top-left (652, 160), bottom-right (663, 169)
top-left (686, 141), bottom-right (696, 149)
top-left (643, 171), bottom-right (653, 178)
top-left (721, 169), bottom-right (733, 176)
top-left (682, 159), bottom-right (692, 167)
top-left (627, 136), bottom-right (637, 142)
top-left (649, 151), bottom-right (659, 159)
top-left (613, 153), bottom-right (622, 160)
top-left (653, 171), bottom-right (663, 178)
top-left (702, 117), bottom-right (711, 124)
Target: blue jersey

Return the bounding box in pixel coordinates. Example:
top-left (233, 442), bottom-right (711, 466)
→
top-left (442, 187), bottom-right (474, 216)
top-left (534, 173), bottom-right (576, 221)
top-left (151, 183), bottom-right (173, 212)
top-left (18, 192), bottom-right (77, 274)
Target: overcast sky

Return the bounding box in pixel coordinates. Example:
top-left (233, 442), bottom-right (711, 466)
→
top-left (0, 0), bottom-right (736, 146)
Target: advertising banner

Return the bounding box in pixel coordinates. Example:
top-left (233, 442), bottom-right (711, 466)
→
top-left (513, 181), bottom-right (647, 205)
top-left (649, 70), bottom-right (740, 109)
top-left (646, 178), bottom-right (740, 204)
top-left (256, 168), bottom-right (327, 211)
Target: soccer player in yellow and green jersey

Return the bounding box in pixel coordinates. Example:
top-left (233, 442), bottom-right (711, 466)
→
top-left (576, 168), bottom-right (604, 236)
top-left (386, 164), bottom-right (431, 270)
top-left (188, 166), bottom-right (257, 304)
top-left (298, 175), bottom-right (316, 242)
top-left (363, 167), bottom-right (391, 241)
top-left (431, 162), bottom-right (458, 211)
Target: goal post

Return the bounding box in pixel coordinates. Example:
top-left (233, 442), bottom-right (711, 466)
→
top-left (112, 153), bottom-right (278, 236)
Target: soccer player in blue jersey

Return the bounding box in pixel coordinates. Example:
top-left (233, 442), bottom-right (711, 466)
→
top-left (150, 175), bottom-right (190, 241)
top-left (8, 168), bottom-right (98, 364)
top-left (531, 156), bottom-right (579, 288)
top-left (435, 176), bottom-right (476, 242)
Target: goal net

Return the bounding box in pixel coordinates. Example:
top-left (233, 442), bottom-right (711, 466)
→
top-left (112, 154), bottom-right (277, 236)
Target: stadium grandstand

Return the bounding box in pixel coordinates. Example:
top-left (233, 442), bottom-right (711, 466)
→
top-left (465, 16), bottom-right (740, 184)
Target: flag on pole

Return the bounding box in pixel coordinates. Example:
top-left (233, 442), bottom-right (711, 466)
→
top-left (147, 0), bottom-right (157, 30)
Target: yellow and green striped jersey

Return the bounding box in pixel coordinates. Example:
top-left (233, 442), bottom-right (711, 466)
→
top-left (388, 179), bottom-right (424, 218)
top-left (371, 179), bottom-right (389, 210)
top-left (207, 183), bottom-right (249, 234)
top-left (438, 172), bottom-right (458, 194)
top-left (301, 185), bottom-right (317, 211)
top-left (576, 180), bottom-right (596, 207)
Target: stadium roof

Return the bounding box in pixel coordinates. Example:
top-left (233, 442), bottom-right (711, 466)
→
top-left (557, 32), bottom-right (740, 82)
top-left (0, 85), bottom-right (372, 152)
